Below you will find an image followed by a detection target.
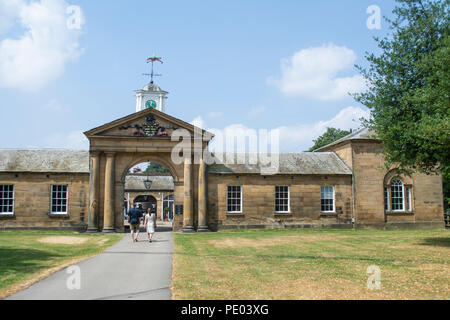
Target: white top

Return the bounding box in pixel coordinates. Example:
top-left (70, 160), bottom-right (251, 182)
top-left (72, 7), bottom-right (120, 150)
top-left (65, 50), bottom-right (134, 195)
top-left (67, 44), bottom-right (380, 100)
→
top-left (146, 213), bottom-right (156, 233)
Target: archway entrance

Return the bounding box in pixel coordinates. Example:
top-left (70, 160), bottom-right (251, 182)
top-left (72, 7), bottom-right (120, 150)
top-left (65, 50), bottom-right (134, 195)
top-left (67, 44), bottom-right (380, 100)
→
top-left (83, 108), bottom-right (212, 233)
top-left (124, 161), bottom-right (175, 230)
top-left (134, 195), bottom-right (157, 213)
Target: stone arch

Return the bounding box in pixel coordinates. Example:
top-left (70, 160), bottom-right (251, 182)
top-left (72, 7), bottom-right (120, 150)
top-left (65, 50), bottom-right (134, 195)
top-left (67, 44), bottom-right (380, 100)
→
top-left (384, 169), bottom-right (413, 186)
top-left (120, 155), bottom-right (181, 185)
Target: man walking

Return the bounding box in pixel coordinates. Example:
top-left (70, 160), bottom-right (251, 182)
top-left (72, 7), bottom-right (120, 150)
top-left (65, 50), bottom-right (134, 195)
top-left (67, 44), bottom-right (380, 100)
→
top-left (127, 203), bottom-right (143, 243)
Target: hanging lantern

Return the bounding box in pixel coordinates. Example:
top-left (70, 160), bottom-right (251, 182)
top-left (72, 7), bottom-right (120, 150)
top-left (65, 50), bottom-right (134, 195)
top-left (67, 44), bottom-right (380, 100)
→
top-left (144, 179), bottom-right (152, 190)
top-left (144, 160), bottom-right (152, 189)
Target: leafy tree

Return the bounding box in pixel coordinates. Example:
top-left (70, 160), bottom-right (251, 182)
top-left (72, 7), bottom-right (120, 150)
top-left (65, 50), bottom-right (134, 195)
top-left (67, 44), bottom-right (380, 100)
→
top-left (308, 127), bottom-right (353, 152)
top-left (144, 163), bottom-right (169, 174)
top-left (354, 0), bottom-right (450, 208)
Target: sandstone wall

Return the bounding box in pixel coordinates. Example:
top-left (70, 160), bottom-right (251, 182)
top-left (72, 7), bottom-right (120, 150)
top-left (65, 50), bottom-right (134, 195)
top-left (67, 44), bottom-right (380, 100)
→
top-left (207, 174), bottom-right (353, 230)
top-left (0, 172), bottom-right (89, 230)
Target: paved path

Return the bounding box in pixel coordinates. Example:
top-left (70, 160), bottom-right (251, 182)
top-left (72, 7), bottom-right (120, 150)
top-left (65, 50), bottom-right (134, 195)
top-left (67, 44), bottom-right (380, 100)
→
top-left (8, 228), bottom-right (173, 300)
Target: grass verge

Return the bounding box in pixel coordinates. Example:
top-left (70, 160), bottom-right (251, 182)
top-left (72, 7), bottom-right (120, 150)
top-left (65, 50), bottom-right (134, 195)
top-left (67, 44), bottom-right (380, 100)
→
top-left (172, 228), bottom-right (449, 300)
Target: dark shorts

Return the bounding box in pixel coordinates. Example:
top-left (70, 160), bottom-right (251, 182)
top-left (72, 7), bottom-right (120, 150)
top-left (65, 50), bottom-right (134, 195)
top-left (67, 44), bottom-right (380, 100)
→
top-left (130, 224), bottom-right (140, 232)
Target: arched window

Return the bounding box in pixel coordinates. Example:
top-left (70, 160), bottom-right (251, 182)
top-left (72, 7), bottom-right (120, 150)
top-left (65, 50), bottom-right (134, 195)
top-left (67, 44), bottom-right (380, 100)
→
top-left (384, 179), bottom-right (413, 212)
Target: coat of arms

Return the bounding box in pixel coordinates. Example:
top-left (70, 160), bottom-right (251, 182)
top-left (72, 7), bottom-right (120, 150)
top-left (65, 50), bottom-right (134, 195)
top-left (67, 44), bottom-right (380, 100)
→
top-left (119, 116), bottom-right (176, 137)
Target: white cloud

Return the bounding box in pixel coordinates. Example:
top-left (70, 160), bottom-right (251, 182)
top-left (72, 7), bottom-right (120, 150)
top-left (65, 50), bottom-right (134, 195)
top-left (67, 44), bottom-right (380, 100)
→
top-left (0, 0), bottom-right (85, 90)
top-left (268, 43), bottom-right (366, 101)
top-left (206, 106), bottom-right (370, 152)
top-left (0, 0), bottom-right (24, 34)
top-left (44, 129), bottom-right (88, 150)
top-left (191, 116), bottom-right (205, 129)
top-left (276, 106), bottom-right (370, 151)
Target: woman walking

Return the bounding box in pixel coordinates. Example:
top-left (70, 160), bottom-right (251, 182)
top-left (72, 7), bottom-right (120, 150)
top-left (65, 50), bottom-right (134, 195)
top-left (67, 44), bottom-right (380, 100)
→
top-left (144, 208), bottom-right (157, 242)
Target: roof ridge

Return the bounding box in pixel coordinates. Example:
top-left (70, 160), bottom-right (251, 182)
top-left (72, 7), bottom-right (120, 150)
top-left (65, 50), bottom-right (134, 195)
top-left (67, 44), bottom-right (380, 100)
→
top-left (314, 127), bottom-right (378, 152)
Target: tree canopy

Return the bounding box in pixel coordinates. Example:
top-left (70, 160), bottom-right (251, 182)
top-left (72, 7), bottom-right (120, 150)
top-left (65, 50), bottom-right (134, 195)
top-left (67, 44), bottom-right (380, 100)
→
top-left (144, 163), bottom-right (169, 174)
top-left (308, 128), bottom-right (353, 152)
top-left (354, 0), bottom-right (449, 206)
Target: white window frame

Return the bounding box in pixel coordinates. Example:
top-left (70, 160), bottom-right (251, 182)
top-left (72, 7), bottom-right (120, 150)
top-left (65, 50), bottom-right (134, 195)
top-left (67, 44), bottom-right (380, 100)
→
top-left (50, 185), bottom-right (69, 214)
top-left (405, 186), bottom-right (412, 212)
top-left (0, 184), bottom-right (14, 215)
top-left (390, 180), bottom-right (404, 212)
top-left (275, 186), bottom-right (290, 213)
top-left (384, 187), bottom-right (390, 212)
top-left (320, 186), bottom-right (335, 213)
top-left (227, 185), bottom-right (242, 214)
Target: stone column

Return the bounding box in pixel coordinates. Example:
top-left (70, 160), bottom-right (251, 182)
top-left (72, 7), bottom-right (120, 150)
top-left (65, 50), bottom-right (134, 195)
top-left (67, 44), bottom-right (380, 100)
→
top-left (197, 156), bottom-right (208, 232)
top-left (182, 156), bottom-right (194, 232)
top-left (87, 152), bottom-right (100, 232)
top-left (103, 152), bottom-right (116, 233)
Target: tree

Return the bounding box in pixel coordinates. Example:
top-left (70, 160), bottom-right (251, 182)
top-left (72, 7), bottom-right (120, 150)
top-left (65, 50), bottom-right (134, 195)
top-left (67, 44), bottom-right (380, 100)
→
top-left (308, 127), bottom-right (353, 152)
top-left (144, 163), bottom-right (169, 174)
top-left (354, 0), bottom-right (450, 207)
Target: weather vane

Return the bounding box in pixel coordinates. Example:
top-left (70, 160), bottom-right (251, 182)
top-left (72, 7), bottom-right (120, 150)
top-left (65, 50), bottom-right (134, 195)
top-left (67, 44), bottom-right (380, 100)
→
top-left (144, 55), bottom-right (163, 84)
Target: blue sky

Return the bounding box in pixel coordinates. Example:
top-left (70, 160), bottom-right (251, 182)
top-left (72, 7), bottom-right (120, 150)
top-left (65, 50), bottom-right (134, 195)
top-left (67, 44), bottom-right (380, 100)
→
top-left (0, 0), bottom-right (397, 151)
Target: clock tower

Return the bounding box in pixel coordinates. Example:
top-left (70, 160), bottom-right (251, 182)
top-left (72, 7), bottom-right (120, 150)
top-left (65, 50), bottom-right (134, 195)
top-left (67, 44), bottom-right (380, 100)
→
top-left (135, 56), bottom-right (168, 113)
top-left (135, 82), bottom-right (168, 113)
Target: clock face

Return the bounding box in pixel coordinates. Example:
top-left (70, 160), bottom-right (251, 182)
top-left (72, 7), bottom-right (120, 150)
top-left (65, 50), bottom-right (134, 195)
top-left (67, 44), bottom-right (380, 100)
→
top-left (145, 100), bottom-right (157, 109)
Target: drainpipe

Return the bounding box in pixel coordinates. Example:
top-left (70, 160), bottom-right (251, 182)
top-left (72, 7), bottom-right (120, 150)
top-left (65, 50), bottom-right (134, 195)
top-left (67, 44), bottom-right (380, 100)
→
top-left (351, 143), bottom-right (356, 229)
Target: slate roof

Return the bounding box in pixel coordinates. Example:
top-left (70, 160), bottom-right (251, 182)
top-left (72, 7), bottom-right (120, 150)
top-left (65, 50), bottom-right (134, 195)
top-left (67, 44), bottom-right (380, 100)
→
top-left (207, 152), bottom-right (352, 175)
top-left (0, 150), bottom-right (353, 176)
top-left (314, 128), bottom-right (379, 152)
top-left (0, 149), bottom-right (89, 173)
top-left (125, 175), bottom-right (174, 191)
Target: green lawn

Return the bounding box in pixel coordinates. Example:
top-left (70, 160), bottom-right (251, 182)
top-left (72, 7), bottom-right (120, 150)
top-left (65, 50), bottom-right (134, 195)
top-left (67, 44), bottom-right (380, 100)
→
top-left (172, 228), bottom-right (450, 300)
top-left (0, 230), bottom-right (123, 298)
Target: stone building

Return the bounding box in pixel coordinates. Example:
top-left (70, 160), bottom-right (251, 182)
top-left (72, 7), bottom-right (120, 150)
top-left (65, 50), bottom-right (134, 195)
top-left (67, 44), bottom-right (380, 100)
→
top-left (0, 80), bottom-right (445, 231)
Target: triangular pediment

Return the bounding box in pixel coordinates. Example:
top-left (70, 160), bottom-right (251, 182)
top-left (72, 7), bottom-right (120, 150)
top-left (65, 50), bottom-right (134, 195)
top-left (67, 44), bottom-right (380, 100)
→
top-left (84, 108), bottom-right (212, 140)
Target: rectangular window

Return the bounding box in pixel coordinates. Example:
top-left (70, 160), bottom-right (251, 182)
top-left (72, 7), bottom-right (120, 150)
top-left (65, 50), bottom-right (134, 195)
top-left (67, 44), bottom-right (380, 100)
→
top-left (227, 186), bottom-right (242, 213)
top-left (0, 185), bottom-right (14, 214)
top-left (405, 186), bottom-right (412, 212)
top-left (384, 187), bottom-right (390, 212)
top-left (51, 185), bottom-right (68, 214)
top-left (321, 186), bottom-right (334, 212)
top-left (275, 186), bottom-right (290, 213)
top-left (391, 183), bottom-right (404, 211)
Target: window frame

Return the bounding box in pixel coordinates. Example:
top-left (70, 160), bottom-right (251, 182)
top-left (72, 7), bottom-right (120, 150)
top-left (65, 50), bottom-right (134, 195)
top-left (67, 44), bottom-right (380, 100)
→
top-left (320, 186), bottom-right (335, 213)
top-left (405, 185), bottom-right (412, 212)
top-left (50, 185), bottom-right (69, 215)
top-left (385, 179), bottom-right (414, 213)
top-left (275, 186), bottom-right (290, 214)
top-left (226, 185), bottom-right (242, 214)
top-left (390, 179), bottom-right (404, 212)
top-left (384, 187), bottom-right (390, 212)
top-left (0, 184), bottom-right (15, 215)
